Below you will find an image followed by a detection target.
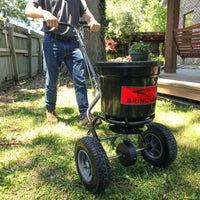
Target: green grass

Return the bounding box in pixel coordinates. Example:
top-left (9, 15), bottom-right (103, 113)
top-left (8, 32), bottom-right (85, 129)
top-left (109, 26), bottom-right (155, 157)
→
top-left (0, 75), bottom-right (200, 200)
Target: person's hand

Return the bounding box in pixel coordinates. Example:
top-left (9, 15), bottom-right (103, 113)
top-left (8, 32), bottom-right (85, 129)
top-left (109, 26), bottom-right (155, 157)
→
top-left (43, 10), bottom-right (58, 29)
top-left (88, 19), bottom-right (101, 32)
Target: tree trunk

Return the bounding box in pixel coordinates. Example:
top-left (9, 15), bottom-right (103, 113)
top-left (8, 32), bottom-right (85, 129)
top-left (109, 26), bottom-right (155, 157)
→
top-left (85, 0), bottom-right (106, 67)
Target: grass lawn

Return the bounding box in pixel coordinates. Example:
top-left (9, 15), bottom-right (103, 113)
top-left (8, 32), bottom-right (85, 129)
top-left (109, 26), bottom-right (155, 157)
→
top-left (0, 74), bottom-right (200, 200)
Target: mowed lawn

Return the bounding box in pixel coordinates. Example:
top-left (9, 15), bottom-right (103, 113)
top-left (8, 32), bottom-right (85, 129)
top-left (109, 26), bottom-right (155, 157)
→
top-left (0, 74), bottom-right (200, 200)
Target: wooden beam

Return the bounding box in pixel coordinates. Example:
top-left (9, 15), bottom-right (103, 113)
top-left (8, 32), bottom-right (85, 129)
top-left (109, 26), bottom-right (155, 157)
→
top-left (165, 0), bottom-right (180, 73)
top-left (0, 48), bottom-right (10, 52)
top-left (13, 32), bottom-right (28, 39)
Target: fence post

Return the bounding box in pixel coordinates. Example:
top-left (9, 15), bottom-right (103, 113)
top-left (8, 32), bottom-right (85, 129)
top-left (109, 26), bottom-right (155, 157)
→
top-left (28, 31), bottom-right (33, 77)
top-left (38, 36), bottom-right (43, 73)
top-left (8, 25), bottom-right (19, 81)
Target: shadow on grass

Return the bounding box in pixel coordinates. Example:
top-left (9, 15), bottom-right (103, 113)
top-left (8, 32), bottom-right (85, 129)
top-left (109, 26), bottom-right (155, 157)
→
top-left (0, 106), bottom-right (47, 126)
top-left (57, 107), bottom-right (80, 125)
top-left (0, 121), bottom-right (200, 199)
top-left (0, 90), bottom-right (44, 104)
top-left (106, 140), bottom-right (200, 198)
top-left (0, 105), bottom-right (78, 149)
top-left (1, 77), bottom-right (200, 198)
top-left (0, 133), bottom-right (87, 195)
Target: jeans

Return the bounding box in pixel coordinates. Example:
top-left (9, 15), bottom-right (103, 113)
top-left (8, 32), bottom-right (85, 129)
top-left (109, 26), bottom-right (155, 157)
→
top-left (43, 34), bottom-right (89, 119)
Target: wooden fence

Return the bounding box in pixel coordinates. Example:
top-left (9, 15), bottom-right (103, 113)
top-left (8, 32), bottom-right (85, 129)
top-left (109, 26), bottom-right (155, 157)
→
top-left (0, 20), bottom-right (43, 88)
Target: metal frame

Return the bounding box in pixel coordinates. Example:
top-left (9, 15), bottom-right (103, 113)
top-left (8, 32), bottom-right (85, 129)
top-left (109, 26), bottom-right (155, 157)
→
top-left (68, 22), bottom-right (154, 144)
top-left (52, 23), bottom-right (151, 159)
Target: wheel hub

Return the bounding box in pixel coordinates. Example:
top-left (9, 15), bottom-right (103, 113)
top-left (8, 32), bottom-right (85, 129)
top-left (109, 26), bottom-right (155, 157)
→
top-left (77, 150), bottom-right (93, 183)
top-left (144, 133), bottom-right (163, 159)
top-left (116, 139), bottom-right (137, 166)
top-left (85, 161), bottom-right (90, 169)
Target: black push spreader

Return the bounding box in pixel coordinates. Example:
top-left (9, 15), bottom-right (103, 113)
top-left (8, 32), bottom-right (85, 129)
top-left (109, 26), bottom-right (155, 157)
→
top-left (55, 22), bottom-right (177, 194)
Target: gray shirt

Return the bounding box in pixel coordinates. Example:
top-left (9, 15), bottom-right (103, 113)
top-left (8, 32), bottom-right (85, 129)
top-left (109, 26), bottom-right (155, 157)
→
top-left (29, 0), bottom-right (88, 36)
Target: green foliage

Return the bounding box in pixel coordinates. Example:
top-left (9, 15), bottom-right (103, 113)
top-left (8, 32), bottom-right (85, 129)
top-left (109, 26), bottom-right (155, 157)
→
top-left (105, 0), bottom-right (143, 43)
top-left (130, 41), bottom-right (149, 52)
top-left (0, 0), bottom-right (32, 25)
top-left (105, 0), bottom-right (167, 49)
top-left (139, 0), bottom-right (167, 32)
top-left (148, 53), bottom-right (165, 62)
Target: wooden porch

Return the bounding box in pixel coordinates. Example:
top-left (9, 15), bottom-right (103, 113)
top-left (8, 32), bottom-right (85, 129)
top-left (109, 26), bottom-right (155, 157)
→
top-left (158, 0), bottom-right (200, 104)
top-left (157, 65), bottom-right (200, 102)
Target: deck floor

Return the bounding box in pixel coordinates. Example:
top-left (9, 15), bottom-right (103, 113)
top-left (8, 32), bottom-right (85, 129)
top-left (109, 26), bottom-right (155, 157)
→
top-left (157, 64), bottom-right (200, 102)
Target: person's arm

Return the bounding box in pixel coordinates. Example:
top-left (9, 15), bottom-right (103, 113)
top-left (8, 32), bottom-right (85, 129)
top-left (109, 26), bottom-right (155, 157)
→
top-left (25, 3), bottom-right (58, 28)
top-left (83, 10), bottom-right (101, 32)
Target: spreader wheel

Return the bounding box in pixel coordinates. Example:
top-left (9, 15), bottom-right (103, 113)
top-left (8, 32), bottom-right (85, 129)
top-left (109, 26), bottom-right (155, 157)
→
top-left (75, 136), bottom-right (110, 194)
top-left (139, 122), bottom-right (177, 168)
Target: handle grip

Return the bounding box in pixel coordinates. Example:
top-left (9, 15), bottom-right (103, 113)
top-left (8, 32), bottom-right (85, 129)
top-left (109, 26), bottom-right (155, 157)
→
top-left (43, 21), bottom-right (90, 30)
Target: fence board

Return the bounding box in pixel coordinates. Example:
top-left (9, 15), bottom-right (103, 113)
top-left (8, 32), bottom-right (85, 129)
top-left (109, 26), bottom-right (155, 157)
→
top-left (8, 25), bottom-right (19, 81)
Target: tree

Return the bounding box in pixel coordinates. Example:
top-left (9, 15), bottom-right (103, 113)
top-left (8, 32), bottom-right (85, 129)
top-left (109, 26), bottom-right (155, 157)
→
top-left (85, 0), bottom-right (107, 64)
top-left (105, 0), bottom-right (143, 42)
top-left (105, 0), bottom-right (167, 56)
top-left (139, 0), bottom-right (166, 32)
top-left (0, 0), bottom-right (32, 25)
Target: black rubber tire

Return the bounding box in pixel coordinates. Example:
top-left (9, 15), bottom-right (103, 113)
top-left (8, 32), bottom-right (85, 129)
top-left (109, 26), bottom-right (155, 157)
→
top-left (75, 136), bottom-right (110, 194)
top-left (139, 122), bottom-right (177, 168)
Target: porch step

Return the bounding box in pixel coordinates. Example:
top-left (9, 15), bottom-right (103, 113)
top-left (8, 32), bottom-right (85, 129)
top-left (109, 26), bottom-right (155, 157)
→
top-left (157, 68), bottom-right (200, 102)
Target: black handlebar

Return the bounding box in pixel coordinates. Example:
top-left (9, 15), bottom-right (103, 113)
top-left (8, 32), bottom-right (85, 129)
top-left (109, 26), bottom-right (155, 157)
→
top-left (43, 21), bottom-right (90, 32)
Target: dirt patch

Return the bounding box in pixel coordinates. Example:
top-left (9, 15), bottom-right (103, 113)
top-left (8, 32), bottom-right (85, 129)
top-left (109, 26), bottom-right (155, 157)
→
top-left (0, 73), bottom-right (73, 104)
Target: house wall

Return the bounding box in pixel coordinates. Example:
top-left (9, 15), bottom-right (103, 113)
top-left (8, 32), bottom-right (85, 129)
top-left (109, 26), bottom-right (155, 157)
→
top-left (178, 0), bottom-right (200, 64)
top-left (179, 0), bottom-right (200, 28)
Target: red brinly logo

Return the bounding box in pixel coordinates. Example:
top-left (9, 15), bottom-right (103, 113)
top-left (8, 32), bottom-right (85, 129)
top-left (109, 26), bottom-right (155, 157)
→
top-left (121, 86), bottom-right (157, 105)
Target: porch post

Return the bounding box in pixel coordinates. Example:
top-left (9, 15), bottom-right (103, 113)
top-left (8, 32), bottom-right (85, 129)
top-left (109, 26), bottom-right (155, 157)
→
top-left (165, 0), bottom-right (180, 73)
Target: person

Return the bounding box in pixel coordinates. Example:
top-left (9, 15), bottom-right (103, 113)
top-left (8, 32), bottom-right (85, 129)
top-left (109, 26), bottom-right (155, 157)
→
top-left (25, 0), bottom-right (101, 125)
